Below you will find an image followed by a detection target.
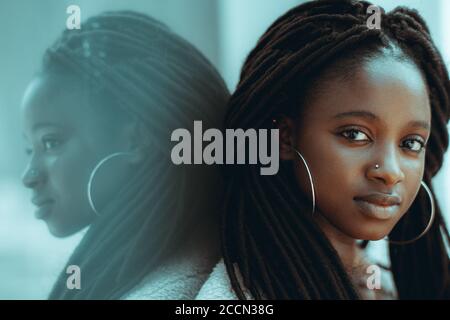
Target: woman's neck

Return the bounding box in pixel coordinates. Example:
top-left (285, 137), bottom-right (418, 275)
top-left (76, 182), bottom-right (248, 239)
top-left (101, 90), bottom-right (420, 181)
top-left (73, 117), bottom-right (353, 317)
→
top-left (313, 211), bottom-right (365, 273)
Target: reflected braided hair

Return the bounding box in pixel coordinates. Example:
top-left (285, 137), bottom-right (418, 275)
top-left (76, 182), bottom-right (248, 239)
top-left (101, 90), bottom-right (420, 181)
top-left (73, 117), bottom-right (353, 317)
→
top-left (223, 0), bottom-right (450, 299)
top-left (44, 11), bottom-right (229, 299)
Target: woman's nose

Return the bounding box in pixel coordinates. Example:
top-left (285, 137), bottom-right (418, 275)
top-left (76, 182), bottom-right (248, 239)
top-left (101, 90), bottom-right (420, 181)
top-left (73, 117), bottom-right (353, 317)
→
top-left (22, 166), bottom-right (45, 189)
top-left (367, 146), bottom-right (405, 187)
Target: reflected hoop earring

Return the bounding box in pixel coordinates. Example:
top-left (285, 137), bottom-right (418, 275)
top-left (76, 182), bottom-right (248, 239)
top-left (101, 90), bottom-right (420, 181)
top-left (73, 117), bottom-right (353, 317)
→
top-left (291, 146), bottom-right (316, 215)
top-left (388, 180), bottom-right (435, 245)
top-left (87, 152), bottom-right (132, 216)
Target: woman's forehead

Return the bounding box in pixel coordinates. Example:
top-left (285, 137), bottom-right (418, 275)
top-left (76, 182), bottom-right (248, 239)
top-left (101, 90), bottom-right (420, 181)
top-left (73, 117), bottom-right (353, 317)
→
top-left (21, 75), bottom-right (94, 131)
top-left (303, 55), bottom-right (431, 127)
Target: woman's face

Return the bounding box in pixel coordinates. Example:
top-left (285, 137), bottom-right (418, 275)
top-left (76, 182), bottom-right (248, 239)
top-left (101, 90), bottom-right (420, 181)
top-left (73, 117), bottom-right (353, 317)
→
top-left (21, 74), bottom-right (136, 237)
top-left (281, 54), bottom-right (431, 241)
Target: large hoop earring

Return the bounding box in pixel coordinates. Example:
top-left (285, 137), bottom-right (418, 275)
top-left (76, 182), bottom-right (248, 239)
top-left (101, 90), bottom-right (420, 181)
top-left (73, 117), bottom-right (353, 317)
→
top-left (388, 180), bottom-right (435, 245)
top-left (87, 152), bottom-right (133, 216)
top-left (291, 146), bottom-right (316, 215)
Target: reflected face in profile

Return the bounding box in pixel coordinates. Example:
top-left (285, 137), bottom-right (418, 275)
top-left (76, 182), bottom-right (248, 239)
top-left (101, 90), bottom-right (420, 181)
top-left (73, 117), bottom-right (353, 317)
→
top-left (281, 53), bottom-right (431, 241)
top-left (21, 73), bottom-right (133, 237)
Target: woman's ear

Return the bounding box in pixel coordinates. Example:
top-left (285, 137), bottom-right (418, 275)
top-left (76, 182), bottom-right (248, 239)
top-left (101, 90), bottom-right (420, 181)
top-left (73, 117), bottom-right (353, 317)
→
top-left (277, 115), bottom-right (296, 161)
top-left (119, 117), bottom-right (151, 165)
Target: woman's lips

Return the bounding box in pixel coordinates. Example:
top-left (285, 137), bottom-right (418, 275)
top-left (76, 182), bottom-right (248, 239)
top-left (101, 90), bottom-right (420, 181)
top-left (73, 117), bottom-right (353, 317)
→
top-left (354, 193), bottom-right (401, 220)
top-left (31, 198), bottom-right (54, 220)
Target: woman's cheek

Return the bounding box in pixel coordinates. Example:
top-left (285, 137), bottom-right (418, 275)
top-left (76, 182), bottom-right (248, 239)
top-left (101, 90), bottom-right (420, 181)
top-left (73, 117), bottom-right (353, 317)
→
top-left (303, 148), bottom-right (336, 197)
top-left (402, 170), bottom-right (424, 213)
top-left (311, 141), bottom-right (356, 181)
top-left (48, 150), bottom-right (92, 200)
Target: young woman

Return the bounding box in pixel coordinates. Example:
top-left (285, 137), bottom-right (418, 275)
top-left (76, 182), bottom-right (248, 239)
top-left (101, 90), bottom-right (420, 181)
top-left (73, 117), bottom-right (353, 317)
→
top-left (197, 0), bottom-right (450, 299)
top-left (21, 11), bottom-right (229, 299)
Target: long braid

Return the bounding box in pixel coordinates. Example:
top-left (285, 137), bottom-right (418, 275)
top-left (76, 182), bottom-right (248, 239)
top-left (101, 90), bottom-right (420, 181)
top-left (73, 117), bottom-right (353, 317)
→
top-left (223, 0), bottom-right (450, 299)
top-left (45, 11), bottom-right (229, 299)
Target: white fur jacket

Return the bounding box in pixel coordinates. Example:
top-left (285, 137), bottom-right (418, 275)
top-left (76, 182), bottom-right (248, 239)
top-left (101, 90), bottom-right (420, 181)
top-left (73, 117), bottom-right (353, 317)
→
top-left (122, 255), bottom-right (396, 300)
top-left (121, 250), bottom-right (220, 300)
top-left (121, 255), bottom-right (240, 300)
top-left (195, 259), bottom-right (241, 299)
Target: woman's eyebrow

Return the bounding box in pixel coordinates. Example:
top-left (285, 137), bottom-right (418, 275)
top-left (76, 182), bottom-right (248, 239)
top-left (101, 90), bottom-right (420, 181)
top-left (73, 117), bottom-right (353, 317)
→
top-left (331, 110), bottom-right (430, 131)
top-left (331, 110), bottom-right (378, 121)
top-left (32, 122), bottom-right (64, 132)
top-left (407, 120), bottom-right (430, 131)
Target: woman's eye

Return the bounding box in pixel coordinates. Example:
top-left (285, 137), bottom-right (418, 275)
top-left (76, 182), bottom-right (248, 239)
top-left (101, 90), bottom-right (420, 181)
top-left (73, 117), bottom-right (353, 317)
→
top-left (340, 129), bottom-right (370, 142)
top-left (42, 137), bottom-right (62, 151)
top-left (402, 138), bottom-right (425, 153)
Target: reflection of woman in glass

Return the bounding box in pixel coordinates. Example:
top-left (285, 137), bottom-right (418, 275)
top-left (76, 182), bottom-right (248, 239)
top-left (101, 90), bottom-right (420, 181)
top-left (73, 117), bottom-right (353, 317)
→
top-left (21, 11), bottom-right (229, 299)
top-left (198, 0), bottom-right (450, 299)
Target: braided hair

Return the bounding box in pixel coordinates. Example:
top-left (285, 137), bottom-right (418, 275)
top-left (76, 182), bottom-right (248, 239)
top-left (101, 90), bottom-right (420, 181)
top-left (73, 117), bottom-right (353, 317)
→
top-left (223, 0), bottom-right (450, 299)
top-left (43, 11), bottom-right (229, 299)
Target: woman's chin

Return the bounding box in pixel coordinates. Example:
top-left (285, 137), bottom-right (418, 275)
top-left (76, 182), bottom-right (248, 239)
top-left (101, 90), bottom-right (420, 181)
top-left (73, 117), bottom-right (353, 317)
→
top-left (46, 218), bottom-right (89, 238)
top-left (47, 224), bottom-right (75, 238)
top-left (344, 215), bottom-right (400, 241)
top-left (352, 228), bottom-right (391, 242)
top-left (362, 234), bottom-right (388, 241)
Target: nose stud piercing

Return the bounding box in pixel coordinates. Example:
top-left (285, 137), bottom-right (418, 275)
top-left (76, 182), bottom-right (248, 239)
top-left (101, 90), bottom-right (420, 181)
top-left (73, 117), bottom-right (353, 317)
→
top-left (374, 164), bottom-right (380, 169)
top-left (29, 169), bottom-right (39, 177)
